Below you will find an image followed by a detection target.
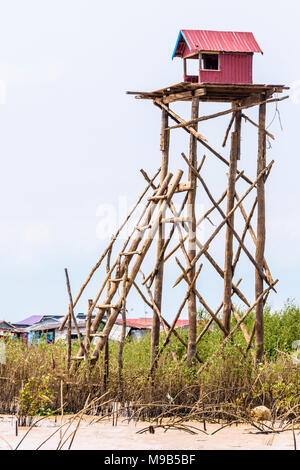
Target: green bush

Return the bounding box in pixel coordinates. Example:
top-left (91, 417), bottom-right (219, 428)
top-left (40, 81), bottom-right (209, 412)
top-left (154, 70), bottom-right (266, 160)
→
top-left (264, 300), bottom-right (300, 358)
top-left (0, 301), bottom-right (299, 419)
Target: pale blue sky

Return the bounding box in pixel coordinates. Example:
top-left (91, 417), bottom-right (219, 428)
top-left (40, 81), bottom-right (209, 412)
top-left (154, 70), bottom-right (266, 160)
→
top-left (0, 0), bottom-right (299, 322)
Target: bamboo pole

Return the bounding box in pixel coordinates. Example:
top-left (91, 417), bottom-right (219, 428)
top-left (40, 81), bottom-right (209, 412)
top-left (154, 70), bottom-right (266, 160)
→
top-left (187, 97), bottom-right (199, 367)
top-left (64, 268), bottom-right (87, 360)
top-left (195, 278), bottom-right (242, 347)
top-left (137, 272), bottom-right (202, 368)
top-left (232, 198), bottom-right (257, 273)
top-left (235, 190), bottom-right (273, 284)
top-left (144, 156), bottom-right (206, 288)
top-left (154, 99), bottom-right (253, 186)
top-left (197, 280), bottom-right (278, 374)
top-left (144, 277), bottom-right (177, 363)
top-left (82, 195), bottom-right (155, 332)
top-left (150, 264), bottom-right (203, 372)
top-left (177, 154), bottom-right (274, 292)
top-left (86, 299), bottom-right (93, 355)
top-left (255, 100), bottom-right (267, 363)
top-left (222, 111), bottom-right (236, 147)
top-left (104, 248), bottom-right (112, 390)
top-left (145, 168), bottom-right (250, 310)
top-left (242, 297), bottom-right (271, 358)
top-left (67, 305), bottom-right (71, 373)
top-left (163, 170), bottom-right (242, 264)
top-left (242, 113), bottom-right (275, 140)
top-left (59, 168), bottom-right (161, 331)
top-left (89, 170), bottom-right (184, 364)
top-left (60, 380), bottom-right (64, 440)
top-left (85, 171), bottom-right (173, 342)
top-left (151, 106), bottom-right (170, 368)
top-left (223, 110), bottom-right (241, 334)
top-left (175, 257), bottom-right (228, 336)
top-left (118, 261), bottom-right (128, 396)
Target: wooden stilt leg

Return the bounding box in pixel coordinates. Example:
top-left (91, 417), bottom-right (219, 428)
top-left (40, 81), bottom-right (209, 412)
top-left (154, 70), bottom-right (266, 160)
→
top-left (86, 299), bottom-right (93, 355)
top-left (67, 305), bottom-right (71, 373)
top-left (151, 107), bottom-right (170, 368)
top-left (223, 109), bottom-right (241, 335)
top-left (187, 97), bottom-right (199, 367)
top-left (104, 249), bottom-right (112, 390)
top-left (255, 100), bottom-right (267, 362)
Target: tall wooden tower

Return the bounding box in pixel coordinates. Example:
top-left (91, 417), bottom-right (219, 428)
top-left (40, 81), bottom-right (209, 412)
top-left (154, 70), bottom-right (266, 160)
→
top-left (60, 30), bottom-right (289, 374)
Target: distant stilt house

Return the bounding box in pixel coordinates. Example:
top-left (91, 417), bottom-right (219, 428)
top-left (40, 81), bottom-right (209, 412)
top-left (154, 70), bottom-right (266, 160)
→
top-left (26, 317), bottom-right (61, 343)
top-left (0, 313), bottom-right (105, 344)
top-left (12, 315), bottom-right (63, 343)
top-left (0, 320), bottom-right (20, 339)
top-left (22, 313), bottom-right (103, 343)
top-left (13, 315), bottom-right (48, 328)
top-left (3, 314), bottom-right (205, 345)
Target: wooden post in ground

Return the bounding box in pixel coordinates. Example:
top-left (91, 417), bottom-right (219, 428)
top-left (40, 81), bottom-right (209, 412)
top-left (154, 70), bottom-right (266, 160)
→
top-left (223, 108), bottom-right (241, 335)
top-left (255, 99), bottom-right (267, 362)
top-left (104, 249), bottom-right (112, 390)
top-left (86, 299), bottom-right (93, 355)
top-left (151, 107), bottom-right (170, 367)
top-left (67, 305), bottom-right (71, 373)
top-left (187, 97), bottom-right (199, 367)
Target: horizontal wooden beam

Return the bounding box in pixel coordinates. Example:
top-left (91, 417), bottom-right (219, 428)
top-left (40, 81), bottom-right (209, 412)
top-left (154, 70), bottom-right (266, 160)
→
top-left (167, 95), bottom-right (288, 131)
top-left (162, 88), bottom-right (206, 104)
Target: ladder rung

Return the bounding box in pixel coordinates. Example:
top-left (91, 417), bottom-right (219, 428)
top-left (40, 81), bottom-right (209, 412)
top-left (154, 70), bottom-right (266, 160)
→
top-left (174, 182), bottom-right (192, 193)
top-left (148, 195), bottom-right (167, 201)
top-left (161, 217), bottom-right (188, 224)
top-left (96, 304), bottom-right (118, 309)
top-left (135, 225), bottom-right (151, 232)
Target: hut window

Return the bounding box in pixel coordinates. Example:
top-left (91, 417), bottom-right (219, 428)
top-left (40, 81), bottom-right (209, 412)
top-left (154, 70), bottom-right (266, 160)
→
top-left (201, 54), bottom-right (219, 71)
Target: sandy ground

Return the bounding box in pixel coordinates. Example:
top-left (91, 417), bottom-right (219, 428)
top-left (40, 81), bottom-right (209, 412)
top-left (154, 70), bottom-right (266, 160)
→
top-left (0, 415), bottom-right (298, 450)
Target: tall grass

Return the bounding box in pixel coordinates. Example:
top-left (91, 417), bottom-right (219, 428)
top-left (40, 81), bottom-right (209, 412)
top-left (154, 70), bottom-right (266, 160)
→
top-left (0, 301), bottom-right (299, 420)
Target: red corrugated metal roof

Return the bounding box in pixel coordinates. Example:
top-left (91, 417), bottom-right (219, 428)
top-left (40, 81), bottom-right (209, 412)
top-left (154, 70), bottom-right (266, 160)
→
top-left (116, 318), bottom-right (152, 329)
top-left (115, 318), bottom-right (216, 334)
top-left (115, 318), bottom-right (191, 329)
top-left (173, 30), bottom-right (263, 57)
top-left (175, 320), bottom-right (189, 327)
